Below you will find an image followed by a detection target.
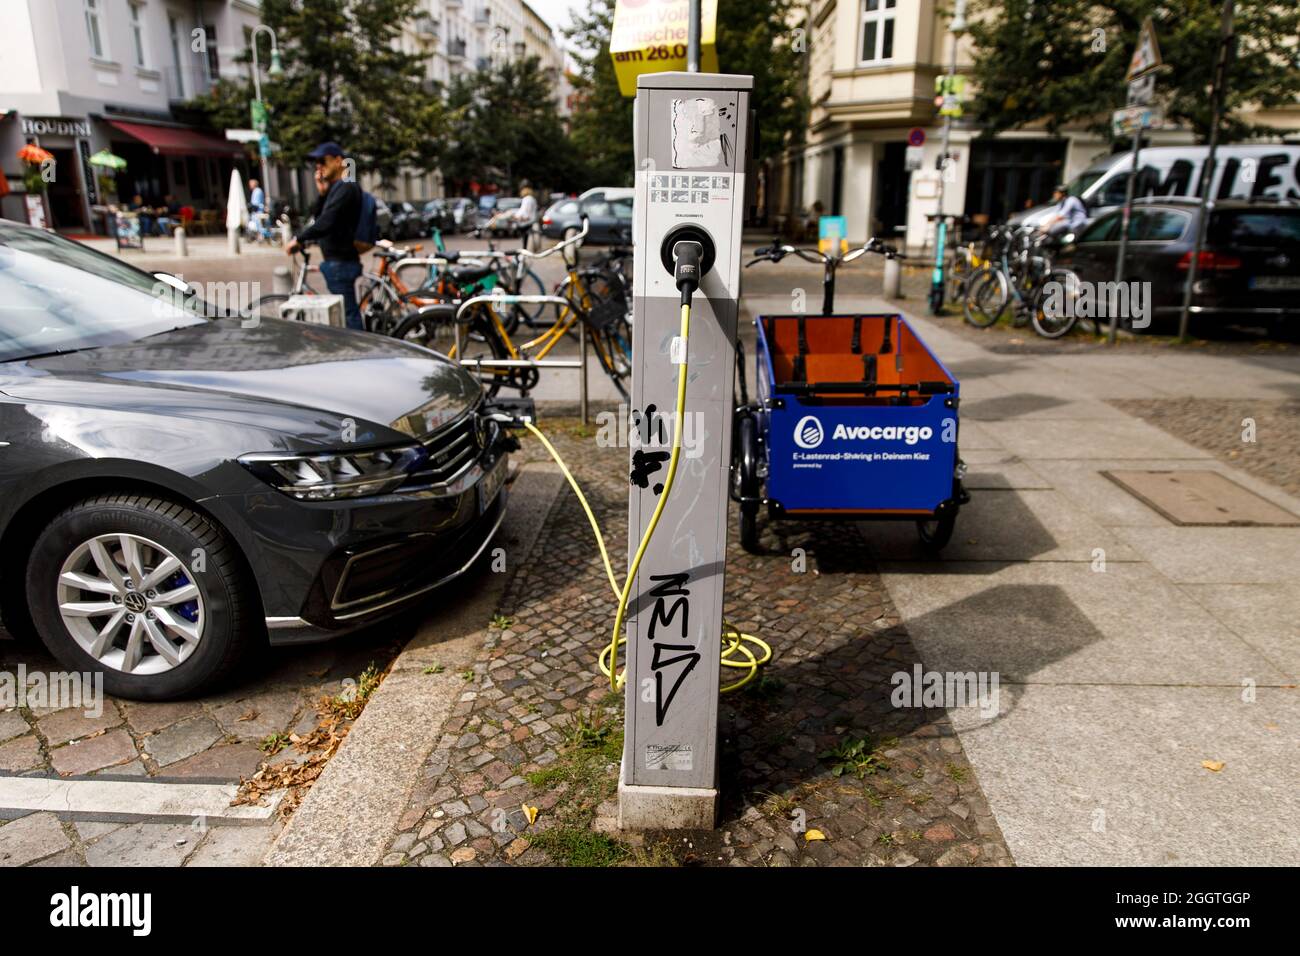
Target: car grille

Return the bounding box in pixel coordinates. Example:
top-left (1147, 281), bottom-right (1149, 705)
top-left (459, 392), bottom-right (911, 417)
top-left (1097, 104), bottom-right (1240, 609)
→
top-left (399, 412), bottom-right (492, 491)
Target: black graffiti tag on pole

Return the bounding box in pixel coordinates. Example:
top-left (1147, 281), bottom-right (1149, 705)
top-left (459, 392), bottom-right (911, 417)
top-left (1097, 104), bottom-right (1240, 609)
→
top-left (646, 572), bottom-right (699, 726)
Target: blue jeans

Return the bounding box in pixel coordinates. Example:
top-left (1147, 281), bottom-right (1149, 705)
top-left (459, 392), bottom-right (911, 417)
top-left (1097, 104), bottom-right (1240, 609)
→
top-left (319, 258), bottom-right (364, 330)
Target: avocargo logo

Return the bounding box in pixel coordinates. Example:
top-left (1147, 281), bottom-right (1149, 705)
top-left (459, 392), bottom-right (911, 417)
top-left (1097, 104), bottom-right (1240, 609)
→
top-left (793, 415), bottom-right (824, 449)
top-left (793, 416), bottom-right (936, 449)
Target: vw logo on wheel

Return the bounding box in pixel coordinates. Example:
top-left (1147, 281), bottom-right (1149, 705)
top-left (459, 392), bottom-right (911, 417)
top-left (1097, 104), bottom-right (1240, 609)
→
top-left (793, 415), bottom-right (825, 449)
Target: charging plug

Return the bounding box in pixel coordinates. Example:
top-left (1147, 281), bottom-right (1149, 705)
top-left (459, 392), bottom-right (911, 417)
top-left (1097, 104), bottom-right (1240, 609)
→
top-left (673, 240), bottom-right (704, 307)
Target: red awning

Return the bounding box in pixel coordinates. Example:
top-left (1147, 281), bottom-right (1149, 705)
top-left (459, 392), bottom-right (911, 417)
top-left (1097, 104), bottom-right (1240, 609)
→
top-left (107, 120), bottom-right (245, 159)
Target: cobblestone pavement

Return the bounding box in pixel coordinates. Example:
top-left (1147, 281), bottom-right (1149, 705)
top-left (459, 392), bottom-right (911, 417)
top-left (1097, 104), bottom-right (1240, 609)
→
top-left (1111, 398), bottom-right (1300, 498)
top-left (383, 422), bottom-right (1011, 867)
top-left (1, 624), bottom-right (405, 866)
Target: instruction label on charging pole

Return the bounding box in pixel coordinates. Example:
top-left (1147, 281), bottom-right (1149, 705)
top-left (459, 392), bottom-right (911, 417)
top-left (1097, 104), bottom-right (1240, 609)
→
top-left (621, 72), bottom-right (752, 829)
top-left (610, 0), bottom-right (719, 97)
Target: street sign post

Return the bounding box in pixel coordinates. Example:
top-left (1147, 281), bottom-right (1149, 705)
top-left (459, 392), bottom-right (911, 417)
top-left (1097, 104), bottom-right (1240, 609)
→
top-left (1110, 17), bottom-right (1164, 343)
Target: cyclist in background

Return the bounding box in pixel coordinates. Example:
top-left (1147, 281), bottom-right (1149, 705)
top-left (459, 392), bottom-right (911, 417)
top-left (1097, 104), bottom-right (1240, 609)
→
top-left (1042, 183), bottom-right (1088, 239)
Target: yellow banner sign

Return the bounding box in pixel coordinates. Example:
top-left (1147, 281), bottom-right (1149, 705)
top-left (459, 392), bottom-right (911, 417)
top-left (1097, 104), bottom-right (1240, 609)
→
top-left (609, 0), bottom-right (719, 98)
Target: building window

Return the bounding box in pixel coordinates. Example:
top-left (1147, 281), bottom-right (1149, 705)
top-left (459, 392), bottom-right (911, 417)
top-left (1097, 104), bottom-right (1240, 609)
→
top-left (169, 15), bottom-right (185, 96)
top-left (203, 25), bottom-right (219, 79)
top-left (860, 0), bottom-right (896, 63)
top-left (84, 0), bottom-right (106, 59)
top-left (129, 2), bottom-right (148, 68)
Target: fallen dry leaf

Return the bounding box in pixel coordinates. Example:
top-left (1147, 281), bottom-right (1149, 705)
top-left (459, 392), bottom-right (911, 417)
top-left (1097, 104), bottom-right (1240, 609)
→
top-left (805, 829), bottom-right (827, 841)
top-left (1201, 760), bottom-right (1225, 773)
top-left (522, 803), bottom-right (539, 825)
top-left (236, 710), bottom-right (258, 722)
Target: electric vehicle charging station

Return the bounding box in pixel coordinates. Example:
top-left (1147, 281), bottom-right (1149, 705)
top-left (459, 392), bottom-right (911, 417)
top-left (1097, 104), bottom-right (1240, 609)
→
top-left (618, 72), bottom-right (753, 830)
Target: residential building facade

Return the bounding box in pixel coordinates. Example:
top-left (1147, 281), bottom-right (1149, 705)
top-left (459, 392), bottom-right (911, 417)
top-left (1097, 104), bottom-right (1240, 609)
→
top-left (771, 0), bottom-right (1300, 253)
top-left (0, 0), bottom-right (264, 232)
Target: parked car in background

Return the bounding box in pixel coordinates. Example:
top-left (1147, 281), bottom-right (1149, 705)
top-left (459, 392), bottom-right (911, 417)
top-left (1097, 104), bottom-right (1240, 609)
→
top-left (478, 194), bottom-right (499, 218)
top-left (541, 194), bottom-right (634, 246)
top-left (390, 201), bottom-right (424, 240)
top-left (447, 198), bottom-right (479, 233)
top-left (1053, 197), bottom-right (1300, 335)
top-left (578, 187), bottom-right (634, 205)
top-left (0, 220), bottom-right (513, 699)
top-left (374, 197), bottom-right (395, 240)
top-left (421, 199), bottom-right (455, 235)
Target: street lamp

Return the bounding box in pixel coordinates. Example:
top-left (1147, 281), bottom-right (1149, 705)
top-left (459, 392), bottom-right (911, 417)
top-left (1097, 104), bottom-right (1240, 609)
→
top-left (929, 0), bottom-right (968, 314)
top-left (251, 25), bottom-right (282, 210)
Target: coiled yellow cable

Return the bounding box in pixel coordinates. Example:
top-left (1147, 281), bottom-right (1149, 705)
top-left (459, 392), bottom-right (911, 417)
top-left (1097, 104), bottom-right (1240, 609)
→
top-left (521, 301), bottom-right (770, 695)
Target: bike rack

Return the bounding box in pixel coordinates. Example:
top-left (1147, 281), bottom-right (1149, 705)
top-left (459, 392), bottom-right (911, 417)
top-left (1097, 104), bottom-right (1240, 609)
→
top-left (451, 292), bottom-right (593, 425)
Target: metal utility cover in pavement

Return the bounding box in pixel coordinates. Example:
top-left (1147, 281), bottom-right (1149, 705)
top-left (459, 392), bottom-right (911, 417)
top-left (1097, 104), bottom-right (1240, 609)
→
top-left (1103, 470), bottom-right (1299, 526)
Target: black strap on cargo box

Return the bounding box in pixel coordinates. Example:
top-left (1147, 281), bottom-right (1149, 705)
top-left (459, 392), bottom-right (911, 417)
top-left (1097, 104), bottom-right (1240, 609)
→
top-left (879, 315), bottom-right (893, 354)
top-left (862, 353), bottom-right (877, 385)
top-left (792, 316), bottom-right (808, 383)
top-left (851, 316), bottom-right (862, 354)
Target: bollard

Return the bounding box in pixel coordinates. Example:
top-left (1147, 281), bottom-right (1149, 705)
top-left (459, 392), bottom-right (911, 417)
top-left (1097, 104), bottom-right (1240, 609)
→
top-left (227, 228), bottom-right (240, 256)
top-left (272, 266), bottom-right (292, 295)
top-left (173, 226), bottom-right (188, 257)
top-left (883, 255), bottom-right (902, 299)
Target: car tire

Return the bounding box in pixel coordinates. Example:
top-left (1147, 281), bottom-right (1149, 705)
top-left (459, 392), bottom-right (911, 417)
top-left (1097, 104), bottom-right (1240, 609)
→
top-left (26, 495), bottom-right (257, 700)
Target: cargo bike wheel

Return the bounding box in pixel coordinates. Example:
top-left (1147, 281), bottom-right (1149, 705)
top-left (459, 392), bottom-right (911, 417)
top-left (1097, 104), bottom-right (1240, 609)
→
top-left (732, 413), bottom-right (762, 554)
top-left (916, 511), bottom-right (957, 551)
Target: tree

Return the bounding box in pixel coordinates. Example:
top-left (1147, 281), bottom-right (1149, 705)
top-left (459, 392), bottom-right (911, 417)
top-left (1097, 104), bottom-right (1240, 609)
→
top-left (193, 0), bottom-right (443, 187)
top-left (564, 0), bottom-right (808, 185)
top-left (967, 0), bottom-right (1300, 142)
top-left (441, 56), bottom-right (579, 193)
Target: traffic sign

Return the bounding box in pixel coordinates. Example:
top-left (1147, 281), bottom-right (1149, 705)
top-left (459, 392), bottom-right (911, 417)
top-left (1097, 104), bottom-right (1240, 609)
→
top-left (908, 127), bottom-right (926, 147)
top-left (905, 145), bottom-right (924, 171)
top-left (1112, 103), bottom-right (1163, 136)
top-left (1127, 17), bottom-right (1162, 80)
top-left (250, 99), bottom-right (268, 133)
top-left (1127, 73), bottom-right (1156, 107)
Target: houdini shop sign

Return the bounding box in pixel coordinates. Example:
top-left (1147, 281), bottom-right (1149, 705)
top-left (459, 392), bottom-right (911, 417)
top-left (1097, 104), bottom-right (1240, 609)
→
top-left (21, 116), bottom-right (92, 138)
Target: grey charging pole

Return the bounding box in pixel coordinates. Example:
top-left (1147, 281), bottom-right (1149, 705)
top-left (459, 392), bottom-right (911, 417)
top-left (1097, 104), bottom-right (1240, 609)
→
top-left (619, 72), bottom-right (753, 830)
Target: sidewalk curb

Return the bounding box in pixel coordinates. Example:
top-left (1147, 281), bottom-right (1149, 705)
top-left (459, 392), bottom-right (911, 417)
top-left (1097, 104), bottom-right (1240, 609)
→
top-left (263, 463), bottom-right (565, 866)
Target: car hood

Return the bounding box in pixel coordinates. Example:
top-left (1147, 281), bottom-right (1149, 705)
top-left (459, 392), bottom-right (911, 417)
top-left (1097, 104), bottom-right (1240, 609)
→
top-left (0, 318), bottom-right (481, 448)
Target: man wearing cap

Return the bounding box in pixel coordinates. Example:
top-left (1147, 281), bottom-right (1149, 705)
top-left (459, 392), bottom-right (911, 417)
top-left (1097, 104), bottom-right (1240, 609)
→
top-left (286, 142), bottom-right (364, 330)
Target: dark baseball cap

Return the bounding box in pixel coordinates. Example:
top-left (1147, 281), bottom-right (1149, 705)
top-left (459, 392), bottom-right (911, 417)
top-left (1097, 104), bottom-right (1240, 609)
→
top-left (306, 142), bottom-right (345, 160)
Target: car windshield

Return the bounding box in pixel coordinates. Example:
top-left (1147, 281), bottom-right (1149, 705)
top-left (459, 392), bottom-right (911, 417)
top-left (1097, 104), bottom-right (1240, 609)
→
top-left (0, 223), bottom-right (209, 362)
top-left (1063, 170), bottom-right (1106, 200)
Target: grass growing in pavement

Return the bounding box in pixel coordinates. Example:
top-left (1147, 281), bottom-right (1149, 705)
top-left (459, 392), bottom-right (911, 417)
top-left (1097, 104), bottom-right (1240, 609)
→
top-left (528, 828), bottom-right (628, 867)
top-left (821, 735), bottom-right (895, 779)
top-left (523, 699), bottom-right (628, 866)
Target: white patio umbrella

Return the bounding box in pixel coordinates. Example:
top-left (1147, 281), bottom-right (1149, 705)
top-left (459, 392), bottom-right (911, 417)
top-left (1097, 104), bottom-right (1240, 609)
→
top-left (226, 168), bottom-right (249, 232)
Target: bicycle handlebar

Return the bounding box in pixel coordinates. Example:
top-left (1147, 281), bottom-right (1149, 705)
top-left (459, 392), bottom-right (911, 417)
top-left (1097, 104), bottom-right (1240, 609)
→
top-left (747, 236), bottom-right (899, 267)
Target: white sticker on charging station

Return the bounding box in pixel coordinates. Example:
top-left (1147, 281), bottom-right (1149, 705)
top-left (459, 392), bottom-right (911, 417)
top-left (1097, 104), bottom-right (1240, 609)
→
top-left (670, 336), bottom-right (687, 364)
top-left (646, 744), bottom-right (694, 771)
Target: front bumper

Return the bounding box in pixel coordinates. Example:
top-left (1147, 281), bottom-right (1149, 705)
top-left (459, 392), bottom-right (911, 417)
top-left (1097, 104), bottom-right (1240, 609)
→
top-left (206, 419), bottom-right (513, 645)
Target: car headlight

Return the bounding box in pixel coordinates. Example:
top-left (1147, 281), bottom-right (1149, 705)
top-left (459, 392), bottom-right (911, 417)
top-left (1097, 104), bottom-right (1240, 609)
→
top-left (238, 444), bottom-right (427, 500)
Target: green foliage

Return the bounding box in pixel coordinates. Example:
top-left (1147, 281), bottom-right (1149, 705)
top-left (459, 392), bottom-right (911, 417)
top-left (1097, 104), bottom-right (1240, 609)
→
top-left (821, 735), bottom-right (893, 778)
top-left (529, 827), bottom-right (629, 867)
top-left (441, 56), bottom-right (580, 192)
top-left (191, 0), bottom-right (443, 188)
top-left (966, 0), bottom-right (1300, 142)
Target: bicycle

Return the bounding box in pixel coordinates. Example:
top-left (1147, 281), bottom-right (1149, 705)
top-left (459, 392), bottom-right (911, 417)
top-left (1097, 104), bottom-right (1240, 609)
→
top-left (250, 240), bottom-right (452, 334)
top-left (390, 219), bottom-right (633, 401)
top-left (962, 225), bottom-right (1051, 329)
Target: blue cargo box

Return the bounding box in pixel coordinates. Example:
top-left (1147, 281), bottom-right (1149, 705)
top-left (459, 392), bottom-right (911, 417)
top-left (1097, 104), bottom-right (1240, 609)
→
top-left (754, 312), bottom-right (962, 516)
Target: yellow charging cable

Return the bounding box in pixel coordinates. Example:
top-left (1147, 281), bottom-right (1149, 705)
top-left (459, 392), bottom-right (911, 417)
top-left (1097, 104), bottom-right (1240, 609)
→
top-left (521, 300), bottom-right (771, 694)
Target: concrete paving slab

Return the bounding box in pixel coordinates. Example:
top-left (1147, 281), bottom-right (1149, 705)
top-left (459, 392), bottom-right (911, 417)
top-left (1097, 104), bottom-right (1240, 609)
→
top-left (1104, 469), bottom-right (1299, 526)
top-left (186, 822), bottom-right (282, 866)
top-left (1179, 584), bottom-right (1300, 680)
top-left (879, 561), bottom-right (1290, 686)
top-left (1114, 526), bottom-right (1300, 585)
top-left (865, 488), bottom-right (1140, 564)
top-left (947, 685), bottom-right (1299, 865)
top-left (962, 393), bottom-right (1128, 422)
top-left (83, 822), bottom-right (196, 867)
top-left (980, 417), bottom-right (1212, 461)
top-left (0, 775), bottom-right (280, 821)
top-left (0, 811), bottom-right (70, 865)
top-left (962, 459), bottom-right (1053, 491)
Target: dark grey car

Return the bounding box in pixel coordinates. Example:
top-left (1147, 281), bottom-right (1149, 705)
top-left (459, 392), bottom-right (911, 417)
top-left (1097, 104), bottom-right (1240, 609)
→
top-left (0, 221), bottom-right (513, 700)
